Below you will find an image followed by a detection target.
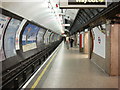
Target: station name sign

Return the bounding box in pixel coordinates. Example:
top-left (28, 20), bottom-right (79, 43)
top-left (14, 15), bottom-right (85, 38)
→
top-left (60, 0), bottom-right (107, 8)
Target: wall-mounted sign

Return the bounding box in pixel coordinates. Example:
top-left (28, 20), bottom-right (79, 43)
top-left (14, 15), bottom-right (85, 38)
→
top-left (60, 0), bottom-right (107, 8)
top-left (92, 27), bottom-right (106, 58)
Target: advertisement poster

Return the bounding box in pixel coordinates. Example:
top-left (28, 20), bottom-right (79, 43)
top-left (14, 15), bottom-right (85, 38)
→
top-left (53, 34), bottom-right (57, 41)
top-left (37, 28), bottom-right (45, 45)
top-left (4, 18), bottom-right (21, 58)
top-left (47, 31), bottom-right (51, 44)
top-left (93, 27), bottom-right (106, 58)
top-left (51, 33), bottom-right (55, 42)
top-left (0, 14), bottom-right (10, 61)
top-left (44, 30), bottom-right (49, 45)
top-left (37, 28), bottom-right (46, 49)
top-left (22, 24), bottom-right (39, 52)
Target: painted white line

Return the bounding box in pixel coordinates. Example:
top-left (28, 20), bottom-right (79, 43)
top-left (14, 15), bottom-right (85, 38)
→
top-left (21, 43), bottom-right (62, 89)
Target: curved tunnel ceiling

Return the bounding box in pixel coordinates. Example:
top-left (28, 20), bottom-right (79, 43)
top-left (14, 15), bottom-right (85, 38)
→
top-left (1, 0), bottom-right (63, 34)
top-left (1, 0), bottom-right (78, 35)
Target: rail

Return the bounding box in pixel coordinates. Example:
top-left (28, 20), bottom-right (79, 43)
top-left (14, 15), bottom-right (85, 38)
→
top-left (1, 40), bottom-right (62, 89)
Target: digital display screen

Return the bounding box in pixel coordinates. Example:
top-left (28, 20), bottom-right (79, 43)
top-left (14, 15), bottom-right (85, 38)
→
top-left (22, 24), bottom-right (39, 52)
top-left (4, 18), bottom-right (21, 58)
top-left (0, 14), bottom-right (10, 61)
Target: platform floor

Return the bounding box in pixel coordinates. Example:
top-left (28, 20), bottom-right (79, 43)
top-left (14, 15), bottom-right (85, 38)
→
top-left (25, 42), bottom-right (118, 89)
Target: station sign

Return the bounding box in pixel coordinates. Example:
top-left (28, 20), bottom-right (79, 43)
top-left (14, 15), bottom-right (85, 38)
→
top-left (60, 0), bottom-right (107, 8)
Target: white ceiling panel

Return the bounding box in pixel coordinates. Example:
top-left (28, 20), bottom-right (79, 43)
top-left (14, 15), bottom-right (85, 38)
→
top-left (1, 0), bottom-right (78, 34)
top-left (1, 1), bottom-right (62, 34)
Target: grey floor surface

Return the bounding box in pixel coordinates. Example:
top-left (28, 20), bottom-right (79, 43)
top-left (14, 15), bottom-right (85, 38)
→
top-left (27, 42), bottom-right (118, 88)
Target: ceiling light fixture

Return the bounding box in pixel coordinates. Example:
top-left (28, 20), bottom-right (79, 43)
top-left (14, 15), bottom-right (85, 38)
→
top-left (47, 0), bottom-right (64, 33)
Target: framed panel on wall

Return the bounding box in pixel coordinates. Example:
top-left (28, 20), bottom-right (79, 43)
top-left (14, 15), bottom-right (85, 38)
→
top-left (4, 18), bottom-right (21, 58)
top-left (0, 14), bottom-right (10, 61)
top-left (37, 28), bottom-right (46, 50)
top-left (92, 26), bottom-right (106, 58)
top-left (22, 23), bottom-right (40, 52)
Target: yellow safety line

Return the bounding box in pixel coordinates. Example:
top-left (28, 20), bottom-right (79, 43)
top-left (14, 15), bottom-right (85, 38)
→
top-left (30, 49), bottom-right (59, 90)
